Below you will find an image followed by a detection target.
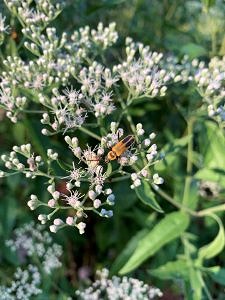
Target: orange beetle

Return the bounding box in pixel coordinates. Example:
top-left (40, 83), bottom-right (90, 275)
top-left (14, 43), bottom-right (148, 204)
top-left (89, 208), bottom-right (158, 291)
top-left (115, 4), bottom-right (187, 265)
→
top-left (107, 135), bottom-right (135, 161)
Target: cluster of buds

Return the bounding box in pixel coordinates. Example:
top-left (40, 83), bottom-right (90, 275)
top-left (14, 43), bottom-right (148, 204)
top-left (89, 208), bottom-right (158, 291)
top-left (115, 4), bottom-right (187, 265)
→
top-left (114, 38), bottom-right (170, 99)
top-left (163, 55), bottom-right (200, 84)
top-left (0, 143), bottom-right (59, 180)
top-left (0, 143), bottom-right (44, 178)
top-left (194, 56), bottom-right (225, 122)
top-left (4, 0), bottom-right (64, 38)
top-left (0, 83), bottom-right (27, 122)
top-left (66, 22), bottom-right (118, 63)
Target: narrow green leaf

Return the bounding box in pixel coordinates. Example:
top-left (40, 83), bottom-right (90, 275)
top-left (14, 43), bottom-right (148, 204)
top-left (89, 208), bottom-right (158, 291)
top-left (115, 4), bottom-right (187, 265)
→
top-left (149, 260), bottom-right (189, 280)
top-left (198, 214), bottom-right (225, 260)
top-left (119, 212), bottom-right (190, 274)
top-left (135, 180), bottom-right (164, 213)
top-left (110, 228), bottom-right (149, 274)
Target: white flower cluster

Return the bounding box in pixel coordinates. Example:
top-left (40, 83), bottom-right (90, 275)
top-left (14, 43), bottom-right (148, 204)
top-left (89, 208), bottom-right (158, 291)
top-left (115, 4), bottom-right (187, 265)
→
top-left (0, 24), bottom-right (118, 124)
top-left (0, 81), bottom-right (27, 123)
top-left (0, 0), bottom-right (167, 235)
top-left (6, 222), bottom-right (63, 274)
top-left (0, 265), bottom-right (41, 300)
top-left (4, 0), bottom-right (63, 35)
top-left (0, 121), bottom-right (164, 234)
top-left (39, 62), bottom-right (118, 134)
top-left (114, 38), bottom-right (170, 99)
top-left (66, 22), bottom-right (118, 63)
top-left (77, 62), bottom-right (118, 117)
top-left (194, 56), bottom-right (225, 121)
top-left (76, 268), bottom-right (163, 300)
top-left (163, 55), bottom-right (197, 84)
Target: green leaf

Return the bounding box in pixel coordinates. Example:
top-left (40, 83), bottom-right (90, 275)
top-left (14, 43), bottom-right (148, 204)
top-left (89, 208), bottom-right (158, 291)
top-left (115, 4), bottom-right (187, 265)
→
top-left (207, 266), bottom-right (225, 286)
top-left (198, 214), bottom-right (225, 260)
top-left (155, 135), bottom-right (192, 172)
top-left (106, 162), bottom-right (112, 177)
top-left (199, 121), bottom-right (225, 169)
top-left (195, 168), bottom-right (225, 188)
top-left (149, 260), bottom-right (189, 280)
top-left (119, 212), bottom-right (190, 274)
top-left (135, 180), bottom-right (164, 213)
top-left (180, 43), bottom-right (207, 59)
top-left (110, 228), bottom-right (149, 274)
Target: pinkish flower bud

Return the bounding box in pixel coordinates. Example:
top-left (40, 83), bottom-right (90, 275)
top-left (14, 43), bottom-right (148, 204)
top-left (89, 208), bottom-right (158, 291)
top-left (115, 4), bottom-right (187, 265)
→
top-left (48, 199), bottom-right (56, 208)
top-left (66, 216), bottom-right (74, 226)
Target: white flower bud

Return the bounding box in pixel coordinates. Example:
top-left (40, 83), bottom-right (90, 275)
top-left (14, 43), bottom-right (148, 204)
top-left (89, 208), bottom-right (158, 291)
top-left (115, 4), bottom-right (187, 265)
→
top-left (105, 188), bottom-right (112, 195)
top-left (66, 182), bottom-right (73, 190)
top-left (77, 222), bottom-right (86, 234)
top-left (149, 132), bottom-right (156, 140)
top-left (17, 163), bottom-right (25, 170)
top-left (131, 173), bottom-right (138, 181)
top-left (38, 214), bottom-right (47, 224)
top-left (1, 154), bottom-right (7, 161)
top-left (110, 122), bottom-right (117, 133)
top-left (47, 184), bottom-right (55, 194)
top-left (64, 136), bottom-right (71, 145)
top-left (71, 137), bottom-right (78, 147)
top-left (134, 179), bottom-right (141, 187)
top-left (95, 185), bottom-right (102, 194)
top-left (88, 190), bottom-right (96, 200)
top-left (42, 128), bottom-right (50, 135)
top-left (12, 146), bottom-right (19, 152)
top-left (35, 156), bottom-right (42, 162)
top-left (66, 216), bottom-right (74, 226)
top-left (143, 139), bottom-right (151, 147)
top-left (5, 161), bottom-right (12, 169)
top-left (153, 173), bottom-right (164, 185)
top-left (49, 225), bottom-right (57, 233)
top-left (93, 199), bottom-right (101, 208)
top-left (52, 191), bottom-right (60, 200)
top-left (53, 218), bottom-right (63, 226)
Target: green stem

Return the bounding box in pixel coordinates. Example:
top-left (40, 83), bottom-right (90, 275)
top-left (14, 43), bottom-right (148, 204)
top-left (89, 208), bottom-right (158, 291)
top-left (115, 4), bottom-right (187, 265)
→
top-left (197, 204), bottom-right (225, 216)
top-left (182, 117), bottom-right (194, 206)
top-left (108, 174), bottom-right (131, 182)
top-left (20, 109), bottom-right (46, 114)
top-left (154, 186), bottom-right (198, 216)
top-left (78, 126), bottom-right (101, 141)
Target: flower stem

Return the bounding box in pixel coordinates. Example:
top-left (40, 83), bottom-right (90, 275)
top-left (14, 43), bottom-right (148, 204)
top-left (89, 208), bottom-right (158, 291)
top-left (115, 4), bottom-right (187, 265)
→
top-left (182, 117), bottom-right (194, 206)
top-left (78, 126), bottom-right (102, 141)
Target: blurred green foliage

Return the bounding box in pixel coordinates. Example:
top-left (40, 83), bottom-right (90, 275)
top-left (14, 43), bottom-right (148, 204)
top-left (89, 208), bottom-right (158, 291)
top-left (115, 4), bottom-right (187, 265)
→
top-left (1, 0), bottom-right (225, 299)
